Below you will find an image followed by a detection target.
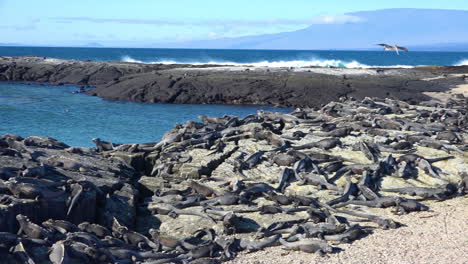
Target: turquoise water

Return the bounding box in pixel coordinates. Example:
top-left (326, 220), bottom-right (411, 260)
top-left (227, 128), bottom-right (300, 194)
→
top-left (1, 46), bottom-right (467, 67)
top-left (0, 83), bottom-right (289, 147)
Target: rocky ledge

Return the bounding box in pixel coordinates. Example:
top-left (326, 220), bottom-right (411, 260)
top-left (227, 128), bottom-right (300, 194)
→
top-left (0, 94), bottom-right (467, 263)
top-left (1, 56), bottom-right (468, 107)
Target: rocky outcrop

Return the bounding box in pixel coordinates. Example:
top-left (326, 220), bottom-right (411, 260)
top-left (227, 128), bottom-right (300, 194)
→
top-left (0, 134), bottom-right (137, 232)
top-left (130, 94), bottom-right (467, 243)
top-left (0, 93), bottom-right (467, 262)
top-left (1, 56), bottom-right (468, 107)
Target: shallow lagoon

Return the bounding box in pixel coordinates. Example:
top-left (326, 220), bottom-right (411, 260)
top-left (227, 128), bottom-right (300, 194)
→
top-left (0, 83), bottom-right (290, 147)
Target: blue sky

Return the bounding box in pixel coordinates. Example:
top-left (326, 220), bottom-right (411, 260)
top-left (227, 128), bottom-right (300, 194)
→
top-left (1, 0), bottom-right (468, 47)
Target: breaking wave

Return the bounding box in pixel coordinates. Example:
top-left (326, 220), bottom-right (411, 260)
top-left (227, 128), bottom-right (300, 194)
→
top-left (121, 55), bottom-right (417, 69)
top-left (121, 55), bottom-right (144, 63)
top-left (455, 59), bottom-right (468, 66)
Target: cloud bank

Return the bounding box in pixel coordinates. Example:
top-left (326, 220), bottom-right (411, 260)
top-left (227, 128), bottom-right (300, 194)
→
top-left (311, 14), bottom-right (365, 24)
top-left (51, 14), bottom-right (365, 27)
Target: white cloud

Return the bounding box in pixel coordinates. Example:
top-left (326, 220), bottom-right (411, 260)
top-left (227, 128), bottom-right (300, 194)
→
top-left (51, 14), bottom-right (364, 28)
top-left (50, 17), bottom-right (310, 27)
top-left (207, 32), bottom-right (219, 39)
top-left (43, 14), bottom-right (365, 43)
top-left (311, 14), bottom-right (365, 24)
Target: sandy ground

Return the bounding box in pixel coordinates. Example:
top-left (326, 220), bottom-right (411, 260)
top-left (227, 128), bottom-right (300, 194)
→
top-left (451, 84), bottom-right (468, 96)
top-left (226, 196), bottom-right (468, 264)
top-left (425, 82), bottom-right (468, 102)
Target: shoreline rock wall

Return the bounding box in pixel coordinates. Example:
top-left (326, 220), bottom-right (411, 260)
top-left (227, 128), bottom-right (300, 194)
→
top-left (1, 56), bottom-right (468, 107)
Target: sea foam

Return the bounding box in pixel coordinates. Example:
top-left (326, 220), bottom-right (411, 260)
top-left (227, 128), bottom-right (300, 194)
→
top-left (121, 55), bottom-right (144, 63)
top-left (455, 59), bottom-right (468, 66)
top-left (121, 55), bottom-right (417, 69)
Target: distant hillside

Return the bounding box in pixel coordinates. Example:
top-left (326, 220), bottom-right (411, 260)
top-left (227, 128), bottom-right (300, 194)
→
top-left (156, 9), bottom-right (468, 51)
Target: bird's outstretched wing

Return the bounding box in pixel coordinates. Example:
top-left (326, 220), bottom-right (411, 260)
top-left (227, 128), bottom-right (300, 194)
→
top-left (396, 46), bottom-right (409, 52)
top-left (377, 43), bottom-right (391, 48)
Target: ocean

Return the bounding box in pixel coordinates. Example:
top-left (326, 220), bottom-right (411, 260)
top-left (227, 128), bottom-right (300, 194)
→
top-left (0, 82), bottom-right (289, 147)
top-left (1, 46), bottom-right (467, 147)
top-left (1, 46), bottom-right (467, 68)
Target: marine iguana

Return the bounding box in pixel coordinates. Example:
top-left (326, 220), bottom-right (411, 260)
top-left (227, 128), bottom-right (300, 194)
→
top-left (279, 238), bottom-right (333, 255)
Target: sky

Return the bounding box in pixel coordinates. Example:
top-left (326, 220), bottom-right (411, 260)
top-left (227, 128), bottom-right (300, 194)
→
top-left (1, 0), bottom-right (468, 47)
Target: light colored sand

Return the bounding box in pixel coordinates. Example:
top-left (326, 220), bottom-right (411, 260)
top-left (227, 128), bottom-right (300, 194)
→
top-left (227, 196), bottom-right (468, 264)
top-left (452, 84), bottom-right (468, 96)
top-left (425, 83), bottom-right (468, 102)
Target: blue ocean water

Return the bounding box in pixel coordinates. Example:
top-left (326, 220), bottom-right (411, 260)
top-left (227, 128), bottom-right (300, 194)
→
top-left (1, 46), bottom-right (467, 68)
top-left (0, 83), bottom-right (289, 147)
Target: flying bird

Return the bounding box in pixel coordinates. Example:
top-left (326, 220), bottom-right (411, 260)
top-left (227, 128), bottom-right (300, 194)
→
top-left (377, 44), bottom-right (409, 55)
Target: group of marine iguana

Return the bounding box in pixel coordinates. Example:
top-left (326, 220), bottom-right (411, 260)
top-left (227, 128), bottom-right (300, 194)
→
top-left (0, 94), bottom-right (467, 263)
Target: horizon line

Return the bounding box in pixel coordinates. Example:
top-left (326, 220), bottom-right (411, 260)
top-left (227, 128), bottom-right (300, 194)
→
top-left (1, 45), bottom-right (468, 53)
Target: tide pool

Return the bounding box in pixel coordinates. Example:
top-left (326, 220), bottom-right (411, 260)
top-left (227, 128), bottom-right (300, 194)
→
top-left (0, 83), bottom-right (290, 147)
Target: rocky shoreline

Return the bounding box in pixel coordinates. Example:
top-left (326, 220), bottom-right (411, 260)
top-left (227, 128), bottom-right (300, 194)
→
top-left (1, 93), bottom-right (466, 263)
top-left (1, 56), bottom-right (468, 107)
